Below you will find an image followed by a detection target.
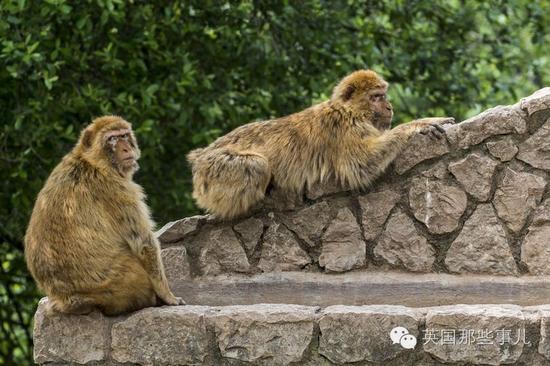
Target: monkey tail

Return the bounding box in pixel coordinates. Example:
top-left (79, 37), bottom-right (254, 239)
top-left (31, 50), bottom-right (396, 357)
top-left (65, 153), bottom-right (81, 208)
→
top-left (190, 147), bottom-right (271, 219)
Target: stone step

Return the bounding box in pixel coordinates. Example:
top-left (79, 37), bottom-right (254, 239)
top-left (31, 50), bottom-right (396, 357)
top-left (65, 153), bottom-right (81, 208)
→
top-left (34, 298), bottom-right (550, 365)
top-left (169, 271), bottom-right (550, 308)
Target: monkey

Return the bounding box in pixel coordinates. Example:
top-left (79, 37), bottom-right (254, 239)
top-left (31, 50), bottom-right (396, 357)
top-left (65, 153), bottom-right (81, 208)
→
top-left (187, 70), bottom-right (453, 220)
top-left (24, 115), bottom-right (184, 316)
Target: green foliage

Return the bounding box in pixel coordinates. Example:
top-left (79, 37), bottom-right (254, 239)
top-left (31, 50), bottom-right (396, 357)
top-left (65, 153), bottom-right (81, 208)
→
top-left (0, 1), bottom-right (549, 364)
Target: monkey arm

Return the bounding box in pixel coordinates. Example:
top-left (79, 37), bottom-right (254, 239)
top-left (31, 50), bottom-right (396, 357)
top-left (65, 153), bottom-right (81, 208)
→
top-left (337, 120), bottom-right (446, 190)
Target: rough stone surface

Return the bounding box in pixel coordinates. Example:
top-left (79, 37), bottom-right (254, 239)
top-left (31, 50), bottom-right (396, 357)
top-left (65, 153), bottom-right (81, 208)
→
top-left (409, 177), bottom-right (468, 234)
top-left (280, 201), bottom-right (331, 247)
top-left (538, 311), bottom-right (550, 360)
top-left (521, 199), bottom-right (550, 275)
top-left (258, 222), bottom-right (311, 271)
top-left (486, 137), bottom-right (518, 162)
top-left (358, 189), bottom-right (401, 241)
top-left (394, 126), bottom-right (451, 174)
top-left (208, 304), bottom-right (317, 365)
top-left (319, 305), bottom-right (421, 364)
top-left (161, 247), bottom-right (191, 284)
top-left (319, 208), bottom-right (366, 272)
top-left (520, 87), bottom-right (550, 116)
top-left (445, 105), bottom-right (527, 149)
top-left (517, 118), bottom-right (550, 170)
top-left (156, 215), bottom-right (204, 243)
top-left (33, 298), bottom-right (110, 365)
top-left (445, 204), bottom-right (518, 275)
top-left (198, 227), bottom-right (250, 275)
top-left (424, 305), bottom-right (526, 365)
top-left (234, 217), bottom-right (264, 253)
top-left (493, 168), bottom-right (546, 232)
top-left (448, 153), bottom-right (499, 201)
top-left (306, 179), bottom-right (341, 200)
top-left (374, 210), bottom-right (435, 272)
top-left (111, 306), bottom-right (211, 365)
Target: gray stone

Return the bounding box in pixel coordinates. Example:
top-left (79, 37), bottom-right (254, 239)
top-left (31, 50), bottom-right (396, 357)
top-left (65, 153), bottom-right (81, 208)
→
top-left (306, 179), bottom-right (342, 200)
top-left (358, 189), bottom-right (401, 241)
top-left (445, 204), bottom-right (517, 275)
top-left (448, 153), bottom-right (499, 201)
top-left (421, 161), bottom-right (450, 179)
top-left (258, 222), bottom-right (311, 271)
top-left (538, 311), bottom-right (550, 360)
top-left (155, 215), bottom-right (205, 243)
top-left (33, 298), bottom-right (110, 365)
top-left (521, 199), bottom-right (550, 275)
top-left (374, 210), bottom-right (435, 272)
top-left (517, 118), bottom-right (550, 170)
top-left (280, 201), bottom-right (332, 247)
top-left (262, 186), bottom-right (303, 211)
top-left (531, 198), bottom-right (550, 224)
top-left (394, 125), bottom-right (451, 174)
top-left (493, 168), bottom-right (546, 232)
top-left (522, 225), bottom-right (550, 276)
top-left (111, 306), bottom-right (211, 365)
top-left (486, 137), bottom-right (518, 162)
top-left (161, 247), bottom-right (191, 284)
top-left (319, 305), bottom-right (421, 364)
top-left (520, 87), bottom-right (550, 116)
top-left (199, 227), bottom-right (250, 276)
top-left (424, 305), bottom-right (526, 365)
top-left (319, 208), bottom-right (366, 272)
top-left (234, 217), bottom-right (264, 252)
top-left (208, 304), bottom-right (317, 365)
top-left (445, 105), bottom-right (527, 149)
top-left (409, 177), bottom-right (467, 234)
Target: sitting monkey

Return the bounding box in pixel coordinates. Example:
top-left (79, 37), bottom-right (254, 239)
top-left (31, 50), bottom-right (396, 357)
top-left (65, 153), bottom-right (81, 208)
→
top-left (25, 116), bottom-right (184, 315)
top-left (188, 70), bottom-right (451, 219)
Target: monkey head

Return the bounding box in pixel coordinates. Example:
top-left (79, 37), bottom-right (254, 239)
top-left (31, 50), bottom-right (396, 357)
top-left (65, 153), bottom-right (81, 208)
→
top-left (332, 69), bottom-right (394, 130)
top-left (76, 116), bottom-right (141, 177)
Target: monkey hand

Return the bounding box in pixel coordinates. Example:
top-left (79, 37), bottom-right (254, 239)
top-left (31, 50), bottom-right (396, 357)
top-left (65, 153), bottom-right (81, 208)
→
top-left (419, 122), bottom-right (447, 139)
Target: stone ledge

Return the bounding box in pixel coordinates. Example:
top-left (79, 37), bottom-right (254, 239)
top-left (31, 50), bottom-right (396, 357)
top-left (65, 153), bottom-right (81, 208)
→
top-left (168, 271), bottom-right (550, 308)
top-left (34, 298), bottom-right (550, 365)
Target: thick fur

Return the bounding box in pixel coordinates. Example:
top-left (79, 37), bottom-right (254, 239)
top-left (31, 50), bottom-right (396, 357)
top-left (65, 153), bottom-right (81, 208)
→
top-left (188, 70), bottom-right (449, 219)
top-left (25, 115), bottom-right (183, 315)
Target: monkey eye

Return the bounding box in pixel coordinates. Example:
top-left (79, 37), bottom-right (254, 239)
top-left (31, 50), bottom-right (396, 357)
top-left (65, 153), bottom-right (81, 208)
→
top-left (107, 136), bottom-right (117, 143)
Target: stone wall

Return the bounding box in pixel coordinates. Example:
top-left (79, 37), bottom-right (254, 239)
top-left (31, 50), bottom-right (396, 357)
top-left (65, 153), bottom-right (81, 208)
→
top-left (33, 88), bottom-right (550, 366)
top-left (33, 298), bottom-right (550, 365)
top-left (158, 87), bottom-right (550, 279)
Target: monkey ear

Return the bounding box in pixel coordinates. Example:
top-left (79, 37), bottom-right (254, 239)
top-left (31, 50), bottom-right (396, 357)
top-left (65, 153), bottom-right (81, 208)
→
top-left (340, 85), bottom-right (356, 102)
top-left (80, 129), bottom-right (94, 149)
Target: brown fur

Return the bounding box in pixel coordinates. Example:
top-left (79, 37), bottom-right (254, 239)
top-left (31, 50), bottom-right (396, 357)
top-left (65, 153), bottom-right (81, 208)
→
top-left (188, 70), bottom-right (451, 219)
top-left (25, 115), bottom-right (183, 315)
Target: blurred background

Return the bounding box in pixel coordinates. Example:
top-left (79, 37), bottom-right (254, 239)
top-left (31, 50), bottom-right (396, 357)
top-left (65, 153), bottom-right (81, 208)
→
top-left (1, 1), bottom-right (549, 364)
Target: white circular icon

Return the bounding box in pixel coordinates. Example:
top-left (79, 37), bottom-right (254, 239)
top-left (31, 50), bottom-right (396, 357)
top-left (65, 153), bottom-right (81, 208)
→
top-left (399, 334), bottom-right (417, 349)
top-left (390, 326), bottom-right (409, 344)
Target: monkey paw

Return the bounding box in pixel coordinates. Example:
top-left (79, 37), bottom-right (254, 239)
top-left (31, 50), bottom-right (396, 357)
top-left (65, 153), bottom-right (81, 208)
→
top-left (419, 123), bottom-right (447, 139)
top-left (163, 295), bottom-right (186, 306)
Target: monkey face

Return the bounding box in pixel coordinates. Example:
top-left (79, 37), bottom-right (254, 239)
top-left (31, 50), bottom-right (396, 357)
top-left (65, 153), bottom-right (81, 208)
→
top-left (103, 128), bottom-right (140, 175)
top-left (368, 87), bottom-right (393, 130)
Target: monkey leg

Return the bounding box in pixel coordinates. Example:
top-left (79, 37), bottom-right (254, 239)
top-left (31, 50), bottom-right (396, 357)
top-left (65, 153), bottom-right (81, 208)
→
top-left (47, 294), bottom-right (98, 315)
top-left (96, 259), bottom-right (158, 316)
top-left (191, 148), bottom-right (271, 219)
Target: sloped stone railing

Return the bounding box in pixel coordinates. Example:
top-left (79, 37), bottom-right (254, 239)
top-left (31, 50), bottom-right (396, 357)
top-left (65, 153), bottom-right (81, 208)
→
top-left (33, 88), bottom-right (550, 365)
